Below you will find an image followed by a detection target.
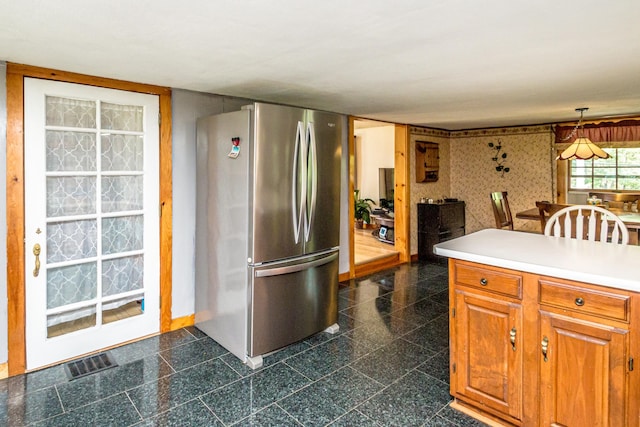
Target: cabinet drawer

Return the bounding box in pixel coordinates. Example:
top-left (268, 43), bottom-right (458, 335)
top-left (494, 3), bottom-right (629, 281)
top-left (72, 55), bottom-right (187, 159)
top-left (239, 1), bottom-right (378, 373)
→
top-left (539, 280), bottom-right (630, 322)
top-left (454, 263), bottom-right (522, 299)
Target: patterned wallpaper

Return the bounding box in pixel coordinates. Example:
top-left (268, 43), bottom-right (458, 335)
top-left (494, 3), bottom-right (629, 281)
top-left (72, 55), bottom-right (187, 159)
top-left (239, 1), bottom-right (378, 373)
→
top-left (409, 127), bottom-right (451, 254)
top-left (409, 125), bottom-right (556, 254)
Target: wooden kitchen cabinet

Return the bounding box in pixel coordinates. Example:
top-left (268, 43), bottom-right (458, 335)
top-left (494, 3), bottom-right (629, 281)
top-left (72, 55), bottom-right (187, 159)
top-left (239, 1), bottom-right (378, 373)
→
top-left (449, 259), bottom-right (638, 427)
top-left (450, 261), bottom-right (524, 425)
top-left (538, 278), bottom-right (631, 427)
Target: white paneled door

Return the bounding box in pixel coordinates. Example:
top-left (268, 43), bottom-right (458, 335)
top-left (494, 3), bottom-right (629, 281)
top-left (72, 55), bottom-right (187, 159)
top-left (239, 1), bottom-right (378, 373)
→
top-left (24, 78), bottom-right (160, 369)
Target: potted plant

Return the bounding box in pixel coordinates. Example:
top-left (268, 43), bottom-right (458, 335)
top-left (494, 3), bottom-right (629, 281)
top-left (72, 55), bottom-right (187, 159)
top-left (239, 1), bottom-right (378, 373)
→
top-left (354, 190), bottom-right (374, 229)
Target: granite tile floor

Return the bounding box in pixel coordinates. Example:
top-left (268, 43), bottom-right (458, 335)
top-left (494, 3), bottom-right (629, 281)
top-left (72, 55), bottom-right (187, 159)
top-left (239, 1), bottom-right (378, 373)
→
top-left (0, 262), bottom-right (488, 426)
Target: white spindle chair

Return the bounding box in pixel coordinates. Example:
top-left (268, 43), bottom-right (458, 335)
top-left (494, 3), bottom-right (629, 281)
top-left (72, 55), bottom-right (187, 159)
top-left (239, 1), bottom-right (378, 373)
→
top-left (544, 205), bottom-right (629, 245)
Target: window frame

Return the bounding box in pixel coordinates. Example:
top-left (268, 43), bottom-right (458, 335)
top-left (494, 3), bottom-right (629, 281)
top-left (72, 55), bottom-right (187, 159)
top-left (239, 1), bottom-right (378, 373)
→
top-left (568, 146), bottom-right (640, 191)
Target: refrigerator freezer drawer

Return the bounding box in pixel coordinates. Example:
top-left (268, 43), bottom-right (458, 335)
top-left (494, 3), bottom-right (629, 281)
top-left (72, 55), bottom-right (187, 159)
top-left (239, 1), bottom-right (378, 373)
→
top-left (250, 251), bottom-right (339, 357)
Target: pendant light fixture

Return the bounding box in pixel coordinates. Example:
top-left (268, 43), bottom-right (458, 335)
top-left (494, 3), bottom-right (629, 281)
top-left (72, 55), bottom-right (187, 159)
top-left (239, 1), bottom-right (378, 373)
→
top-left (557, 107), bottom-right (610, 160)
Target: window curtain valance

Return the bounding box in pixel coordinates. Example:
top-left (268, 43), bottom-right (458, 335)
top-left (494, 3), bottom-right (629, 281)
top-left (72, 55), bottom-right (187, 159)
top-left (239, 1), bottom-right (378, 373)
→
top-left (554, 119), bottom-right (640, 143)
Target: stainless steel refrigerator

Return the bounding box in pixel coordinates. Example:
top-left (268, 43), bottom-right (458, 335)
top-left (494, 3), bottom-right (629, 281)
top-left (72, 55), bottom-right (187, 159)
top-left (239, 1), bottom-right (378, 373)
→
top-left (195, 102), bottom-right (343, 368)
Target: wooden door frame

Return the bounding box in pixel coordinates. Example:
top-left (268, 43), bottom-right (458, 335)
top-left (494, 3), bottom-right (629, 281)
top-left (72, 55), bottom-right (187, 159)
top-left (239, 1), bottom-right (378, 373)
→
top-left (347, 117), bottom-right (409, 279)
top-left (6, 63), bottom-right (173, 375)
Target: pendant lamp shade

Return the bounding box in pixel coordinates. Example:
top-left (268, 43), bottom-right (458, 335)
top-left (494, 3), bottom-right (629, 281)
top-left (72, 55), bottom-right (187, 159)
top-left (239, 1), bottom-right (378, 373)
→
top-left (556, 107), bottom-right (610, 160)
top-left (557, 137), bottom-right (610, 160)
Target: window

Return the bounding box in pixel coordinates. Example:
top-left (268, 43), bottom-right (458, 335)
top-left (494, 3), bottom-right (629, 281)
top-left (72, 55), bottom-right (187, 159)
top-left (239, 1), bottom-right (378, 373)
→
top-left (570, 147), bottom-right (640, 190)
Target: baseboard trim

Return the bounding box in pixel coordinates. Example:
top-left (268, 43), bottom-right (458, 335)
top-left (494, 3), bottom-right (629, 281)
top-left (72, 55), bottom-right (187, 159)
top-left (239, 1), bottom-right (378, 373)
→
top-left (0, 362), bottom-right (7, 379)
top-left (170, 314), bottom-right (195, 331)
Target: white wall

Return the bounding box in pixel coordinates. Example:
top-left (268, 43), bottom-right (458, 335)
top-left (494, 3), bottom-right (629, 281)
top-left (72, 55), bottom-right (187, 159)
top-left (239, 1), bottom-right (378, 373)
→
top-left (0, 62), bottom-right (7, 363)
top-left (355, 126), bottom-right (395, 205)
top-left (171, 90), bottom-right (251, 318)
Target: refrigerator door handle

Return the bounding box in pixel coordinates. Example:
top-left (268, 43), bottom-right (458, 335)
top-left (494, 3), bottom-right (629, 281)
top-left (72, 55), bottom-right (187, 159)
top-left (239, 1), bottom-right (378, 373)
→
top-left (255, 252), bottom-right (338, 278)
top-left (304, 121), bottom-right (317, 242)
top-left (292, 121), bottom-right (306, 244)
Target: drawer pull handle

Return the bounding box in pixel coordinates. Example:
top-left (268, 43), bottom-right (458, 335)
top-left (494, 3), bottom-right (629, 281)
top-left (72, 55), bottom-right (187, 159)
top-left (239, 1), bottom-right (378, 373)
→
top-left (509, 327), bottom-right (517, 351)
top-left (575, 297), bottom-right (585, 306)
top-left (541, 336), bottom-right (549, 362)
top-left (480, 278), bottom-right (488, 286)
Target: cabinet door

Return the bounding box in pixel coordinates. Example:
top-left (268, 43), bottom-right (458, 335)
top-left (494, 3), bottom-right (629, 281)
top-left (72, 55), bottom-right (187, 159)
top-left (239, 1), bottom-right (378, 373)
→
top-left (452, 288), bottom-right (523, 421)
top-left (539, 311), bottom-right (629, 427)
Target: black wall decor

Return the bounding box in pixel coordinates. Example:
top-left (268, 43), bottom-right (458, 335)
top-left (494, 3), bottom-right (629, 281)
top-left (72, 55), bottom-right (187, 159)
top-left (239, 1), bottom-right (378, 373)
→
top-left (488, 139), bottom-right (510, 177)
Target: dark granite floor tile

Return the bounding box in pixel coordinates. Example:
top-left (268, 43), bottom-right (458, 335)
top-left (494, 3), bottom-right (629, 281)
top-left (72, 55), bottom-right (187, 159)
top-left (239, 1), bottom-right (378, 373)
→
top-left (415, 274), bottom-right (450, 294)
top-left (342, 295), bottom-right (395, 322)
top-left (351, 338), bottom-right (435, 385)
top-left (382, 285), bottom-right (434, 308)
top-left (160, 336), bottom-right (227, 371)
top-left (278, 366), bottom-right (383, 426)
top-left (327, 409), bottom-right (379, 426)
top-left (339, 281), bottom-right (391, 305)
top-left (285, 335), bottom-right (373, 381)
top-left (424, 415), bottom-right (458, 426)
top-left (57, 354), bottom-right (174, 411)
top-left (347, 315), bottom-right (418, 350)
top-left (200, 363), bottom-right (310, 425)
top-left (436, 404), bottom-right (489, 426)
top-left (417, 349), bottom-right (451, 385)
top-left (430, 289), bottom-right (449, 306)
top-left (219, 340), bottom-right (311, 377)
top-left (230, 404), bottom-right (302, 426)
top-left (338, 295), bottom-right (352, 311)
top-left (1, 386), bottom-right (63, 425)
top-left (390, 298), bottom-right (448, 327)
top-left (185, 325), bottom-right (210, 339)
top-left (0, 365), bottom-right (68, 396)
top-left (138, 398), bottom-right (223, 426)
top-left (219, 353), bottom-right (267, 377)
top-left (362, 270), bottom-right (402, 291)
top-left (356, 370), bottom-right (452, 427)
top-left (128, 358), bottom-right (240, 418)
top-left (413, 263), bottom-right (448, 281)
top-left (108, 329), bottom-right (197, 366)
top-left (402, 313), bottom-right (449, 352)
top-left (35, 393), bottom-right (141, 427)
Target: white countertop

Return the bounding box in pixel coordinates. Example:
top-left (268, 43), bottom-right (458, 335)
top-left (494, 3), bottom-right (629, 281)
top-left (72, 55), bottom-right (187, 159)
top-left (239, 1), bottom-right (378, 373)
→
top-left (433, 229), bottom-right (640, 292)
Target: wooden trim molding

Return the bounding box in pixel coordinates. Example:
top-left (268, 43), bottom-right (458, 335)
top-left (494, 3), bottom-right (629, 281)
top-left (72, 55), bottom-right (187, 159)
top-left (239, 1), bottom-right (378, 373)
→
top-left (394, 124), bottom-right (410, 263)
top-left (6, 63), bottom-right (173, 375)
top-left (0, 362), bottom-right (8, 380)
top-left (169, 314), bottom-right (195, 331)
top-left (347, 117), bottom-right (356, 279)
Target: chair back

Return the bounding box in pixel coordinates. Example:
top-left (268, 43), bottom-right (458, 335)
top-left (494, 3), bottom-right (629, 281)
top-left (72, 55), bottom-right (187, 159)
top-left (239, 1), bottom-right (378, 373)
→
top-left (544, 205), bottom-right (629, 244)
top-left (535, 201), bottom-right (571, 230)
top-left (490, 192), bottom-right (513, 230)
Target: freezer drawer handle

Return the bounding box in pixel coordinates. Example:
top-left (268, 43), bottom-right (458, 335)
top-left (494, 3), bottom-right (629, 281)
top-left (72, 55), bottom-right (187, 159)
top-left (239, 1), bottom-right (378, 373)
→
top-left (255, 252), bottom-right (338, 278)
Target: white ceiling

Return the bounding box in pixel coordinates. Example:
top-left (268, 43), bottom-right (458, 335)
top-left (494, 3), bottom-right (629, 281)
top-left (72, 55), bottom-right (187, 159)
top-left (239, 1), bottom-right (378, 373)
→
top-left (2, 0), bottom-right (640, 130)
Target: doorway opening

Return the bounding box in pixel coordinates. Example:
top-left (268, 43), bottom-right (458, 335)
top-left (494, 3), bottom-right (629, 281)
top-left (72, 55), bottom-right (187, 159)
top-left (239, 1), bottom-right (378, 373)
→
top-left (350, 118), bottom-right (408, 278)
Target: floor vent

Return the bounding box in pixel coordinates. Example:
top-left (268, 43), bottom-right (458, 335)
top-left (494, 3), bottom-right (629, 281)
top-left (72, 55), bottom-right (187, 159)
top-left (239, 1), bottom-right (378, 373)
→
top-left (64, 351), bottom-right (118, 381)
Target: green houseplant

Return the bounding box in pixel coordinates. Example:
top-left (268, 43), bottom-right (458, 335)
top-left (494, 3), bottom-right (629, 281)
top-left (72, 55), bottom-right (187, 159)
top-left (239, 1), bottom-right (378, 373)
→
top-left (354, 190), bottom-right (374, 228)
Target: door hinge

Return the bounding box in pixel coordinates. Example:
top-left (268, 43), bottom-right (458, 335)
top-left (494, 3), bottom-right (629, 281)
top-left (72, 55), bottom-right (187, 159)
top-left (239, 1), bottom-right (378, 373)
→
top-left (158, 112), bottom-right (161, 125)
top-left (452, 362), bottom-right (456, 374)
top-left (630, 357), bottom-right (634, 372)
top-left (452, 308), bottom-right (456, 318)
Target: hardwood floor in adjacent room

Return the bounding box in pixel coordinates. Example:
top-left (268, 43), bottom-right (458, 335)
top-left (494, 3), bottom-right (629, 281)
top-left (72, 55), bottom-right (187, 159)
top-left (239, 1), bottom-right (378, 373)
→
top-left (354, 227), bottom-right (398, 265)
